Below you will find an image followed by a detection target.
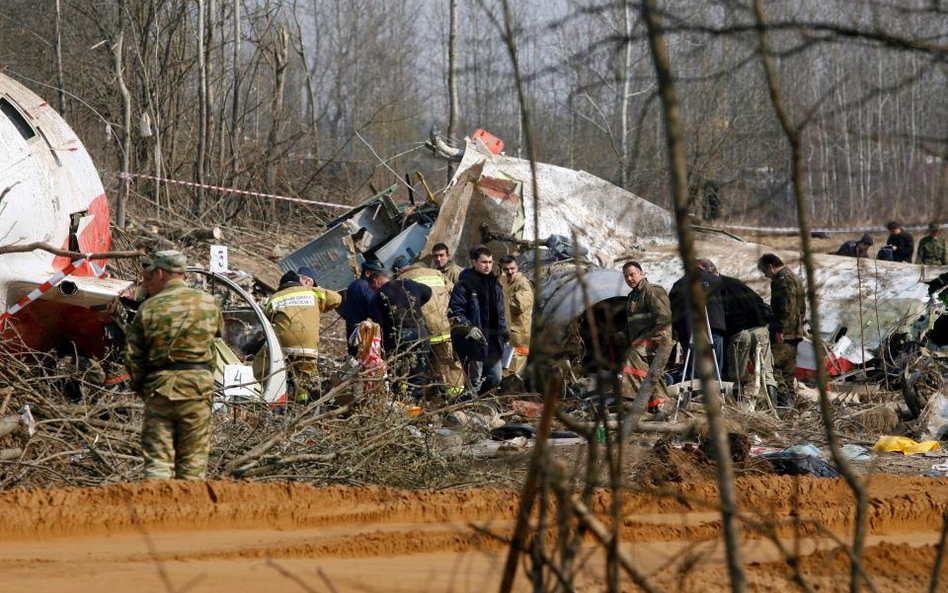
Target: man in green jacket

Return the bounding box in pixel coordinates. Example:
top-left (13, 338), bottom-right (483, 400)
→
top-left (757, 253), bottom-right (806, 411)
top-left (619, 261), bottom-right (672, 415)
top-left (126, 250), bottom-right (223, 480)
top-left (917, 223), bottom-right (947, 266)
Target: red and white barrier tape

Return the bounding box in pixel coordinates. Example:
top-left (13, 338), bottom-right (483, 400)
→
top-left (119, 172), bottom-right (352, 210)
top-left (0, 255), bottom-right (102, 322)
top-left (703, 222), bottom-right (947, 235)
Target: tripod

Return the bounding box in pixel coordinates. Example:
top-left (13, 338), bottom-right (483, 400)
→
top-left (674, 308), bottom-right (725, 421)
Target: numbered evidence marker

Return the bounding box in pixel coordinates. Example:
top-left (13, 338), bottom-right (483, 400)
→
top-left (223, 364), bottom-right (258, 400)
top-left (209, 244), bottom-right (228, 273)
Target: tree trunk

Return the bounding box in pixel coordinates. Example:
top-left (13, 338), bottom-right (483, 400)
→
top-left (230, 0), bottom-right (241, 181)
top-left (640, 0), bottom-right (747, 592)
top-left (194, 0), bottom-right (208, 217)
top-left (446, 0), bottom-right (460, 183)
top-left (111, 5), bottom-right (132, 229)
top-left (54, 0), bottom-right (66, 116)
top-left (619, 0), bottom-right (632, 188)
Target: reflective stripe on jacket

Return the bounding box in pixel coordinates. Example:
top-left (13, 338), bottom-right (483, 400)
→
top-left (265, 284), bottom-right (342, 357)
top-left (399, 265), bottom-right (453, 340)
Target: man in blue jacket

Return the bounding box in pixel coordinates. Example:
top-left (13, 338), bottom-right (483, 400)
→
top-left (342, 260), bottom-right (384, 356)
top-left (449, 245), bottom-right (509, 395)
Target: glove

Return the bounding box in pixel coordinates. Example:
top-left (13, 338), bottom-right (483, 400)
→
top-left (467, 326), bottom-right (488, 346)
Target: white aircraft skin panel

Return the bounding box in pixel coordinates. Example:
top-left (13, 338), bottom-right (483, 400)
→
top-left (0, 74), bottom-right (110, 314)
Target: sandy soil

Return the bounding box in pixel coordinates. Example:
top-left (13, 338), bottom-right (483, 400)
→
top-left (1, 476), bottom-right (946, 592)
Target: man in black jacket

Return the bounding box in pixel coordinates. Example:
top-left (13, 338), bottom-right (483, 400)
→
top-left (715, 275), bottom-right (778, 404)
top-left (448, 245), bottom-right (509, 395)
top-left (669, 259), bottom-right (726, 376)
top-left (886, 221), bottom-right (914, 263)
top-left (369, 270), bottom-right (432, 399)
top-left (835, 234), bottom-right (873, 258)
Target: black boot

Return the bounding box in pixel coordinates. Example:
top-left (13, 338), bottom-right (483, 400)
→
top-left (777, 390), bottom-right (793, 409)
top-left (767, 385), bottom-right (779, 408)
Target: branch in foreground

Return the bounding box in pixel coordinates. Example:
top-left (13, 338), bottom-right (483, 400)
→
top-left (0, 242), bottom-right (142, 260)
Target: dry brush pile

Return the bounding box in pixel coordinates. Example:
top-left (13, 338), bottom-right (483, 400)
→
top-left (0, 347), bottom-right (500, 490)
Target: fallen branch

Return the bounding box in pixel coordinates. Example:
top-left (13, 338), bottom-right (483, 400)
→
top-left (0, 242), bottom-right (142, 260)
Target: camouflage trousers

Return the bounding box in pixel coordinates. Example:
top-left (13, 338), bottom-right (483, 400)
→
top-left (621, 344), bottom-right (669, 409)
top-left (727, 327), bottom-right (776, 399)
top-left (772, 339), bottom-right (800, 400)
top-left (142, 396), bottom-right (212, 480)
top-left (430, 341), bottom-right (465, 397)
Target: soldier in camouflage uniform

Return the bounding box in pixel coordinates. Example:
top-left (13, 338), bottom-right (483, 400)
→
top-left (757, 253), bottom-right (806, 410)
top-left (125, 250), bottom-right (223, 480)
top-left (917, 223), bottom-right (947, 266)
top-left (618, 261), bottom-right (672, 414)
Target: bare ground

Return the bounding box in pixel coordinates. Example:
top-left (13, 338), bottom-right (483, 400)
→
top-left (1, 476), bottom-right (945, 592)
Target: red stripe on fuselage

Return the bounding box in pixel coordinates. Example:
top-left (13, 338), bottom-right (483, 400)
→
top-left (52, 193), bottom-right (111, 275)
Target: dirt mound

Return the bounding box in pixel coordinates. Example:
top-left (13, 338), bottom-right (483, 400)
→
top-left (642, 433), bottom-right (772, 486)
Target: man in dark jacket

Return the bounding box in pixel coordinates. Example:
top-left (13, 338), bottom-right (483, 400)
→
top-left (341, 260), bottom-right (384, 356)
top-left (668, 259), bottom-right (725, 375)
top-left (715, 275), bottom-right (777, 403)
top-left (836, 234), bottom-right (873, 258)
top-left (369, 270), bottom-right (432, 399)
top-left (886, 221), bottom-right (914, 263)
top-left (448, 245), bottom-right (509, 395)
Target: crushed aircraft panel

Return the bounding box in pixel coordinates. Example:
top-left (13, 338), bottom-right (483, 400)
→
top-left (423, 138), bottom-right (677, 267)
top-left (280, 186), bottom-right (438, 291)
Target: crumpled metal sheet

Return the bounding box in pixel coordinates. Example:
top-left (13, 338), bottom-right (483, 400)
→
top-left (423, 139), bottom-right (677, 265)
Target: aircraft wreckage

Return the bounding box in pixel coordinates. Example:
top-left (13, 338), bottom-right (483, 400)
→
top-left (1, 78), bottom-right (943, 402)
top-left (284, 128), bottom-right (948, 384)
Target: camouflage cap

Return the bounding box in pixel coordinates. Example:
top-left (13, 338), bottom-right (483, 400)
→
top-left (929, 222), bottom-right (941, 231)
top-left (142, 250), bottom-right (188, 273)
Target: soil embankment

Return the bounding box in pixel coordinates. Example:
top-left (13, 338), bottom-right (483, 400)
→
top-left (1, 476), bottom-right (945, 592)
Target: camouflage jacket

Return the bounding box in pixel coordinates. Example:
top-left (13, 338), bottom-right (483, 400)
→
top-left (770, 267), bottom-right (806, 340)
top-left (917, 236), bottom-right (947, 265)
top-left (399, 264), bottom-right (453, 341)
top-left (499, 272), bottom-right (533, 350)
top-left (624, 278), bottom-right (672, 346)
top-left (438, 262), bottom-right (464, 285)
top-left (125, 278), bottom-right (223, 401)
top-left (265, 283), bottom-right (342, 357)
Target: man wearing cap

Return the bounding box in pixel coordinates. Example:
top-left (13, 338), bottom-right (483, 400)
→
top-left (835, 234), bottom-right (873, 258)
top-left (393, 256), bottom-right (465, 398)
top-left (342, 260), bottom-right (384, 356)
top-left (431, 243), bottom-right (464, 285)
top-left (369, 268), bottom-right (432, 399)
top-left (498, 255), bottom-right (533, 379)
top-left (125, 250), bottom-right (223, 480)
top-left (886, 221), bottom-right (914, 263)
top-left (261, 270), bottom-right (342, 403)
top-left (617, 261), bottom-right (671, 415)
top-left (917, 223), bottom-right (947, 265)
